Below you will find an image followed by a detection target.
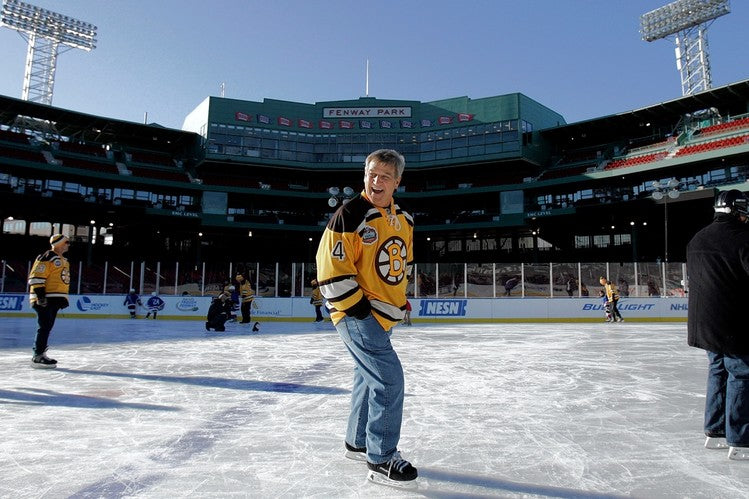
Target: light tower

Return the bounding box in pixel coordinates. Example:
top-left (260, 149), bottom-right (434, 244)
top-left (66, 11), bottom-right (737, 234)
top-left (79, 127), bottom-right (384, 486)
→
top-left (0, 0), bottom-right (97, 105)
top-left (640, 0), bottom-right (730, 96)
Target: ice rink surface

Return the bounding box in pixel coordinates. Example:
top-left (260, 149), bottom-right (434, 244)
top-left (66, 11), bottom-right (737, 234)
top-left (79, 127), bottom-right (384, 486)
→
top-left (1, 316), bottom-right (747, 499)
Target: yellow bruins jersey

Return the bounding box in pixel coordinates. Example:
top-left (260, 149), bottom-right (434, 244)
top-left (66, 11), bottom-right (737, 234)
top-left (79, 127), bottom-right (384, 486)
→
top-left (238, 281), bottom-right (254, 303)
top-left (604, 283), bottom-right (619, 301)
top-left (316, 192), bottom-right (413, 331)
top-left (28, 250), bottom-right (70, 304)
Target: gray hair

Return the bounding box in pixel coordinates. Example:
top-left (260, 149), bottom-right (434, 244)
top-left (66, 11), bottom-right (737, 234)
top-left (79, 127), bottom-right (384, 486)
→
top-left (365, 149), bottom-right (405, 179)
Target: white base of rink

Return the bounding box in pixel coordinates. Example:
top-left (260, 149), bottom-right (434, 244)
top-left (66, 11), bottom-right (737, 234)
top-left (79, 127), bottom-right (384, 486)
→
top-left (1, 318), bottom-right (746, 498)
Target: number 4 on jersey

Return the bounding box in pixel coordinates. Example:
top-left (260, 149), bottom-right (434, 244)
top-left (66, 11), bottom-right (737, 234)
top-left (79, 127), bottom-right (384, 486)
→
top-left (332, 240), bottom-right (345, 261)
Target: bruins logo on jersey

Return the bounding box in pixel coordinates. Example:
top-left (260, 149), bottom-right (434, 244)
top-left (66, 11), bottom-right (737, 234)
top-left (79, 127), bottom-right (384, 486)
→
top-left (376, 236), bottom-right (407, 285)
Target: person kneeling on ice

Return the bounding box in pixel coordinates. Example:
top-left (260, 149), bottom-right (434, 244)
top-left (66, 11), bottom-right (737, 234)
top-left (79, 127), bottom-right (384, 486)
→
top-left (205, 293), bottom-right (229, 332)
top-left (145, 292), bottom-right (165, 319)
top-left (124, 289), bottom-right (143, 319)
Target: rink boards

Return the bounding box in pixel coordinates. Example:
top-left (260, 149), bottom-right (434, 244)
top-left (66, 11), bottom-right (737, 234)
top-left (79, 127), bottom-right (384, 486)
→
top-left (0, 294), bottom-right (687, 322)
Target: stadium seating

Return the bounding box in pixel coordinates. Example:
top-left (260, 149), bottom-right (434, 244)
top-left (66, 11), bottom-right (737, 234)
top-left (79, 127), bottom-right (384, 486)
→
top-left (55, 140), bottom-right (108, 157)
top-left (604, 152), bottom-right (668, 170)
top-left (0, 128), bottom-right (31, 144)
top-left (126, 166), bottom-right (190, 183)
top-left (537, 164), bottom-right (592, 180)
top-left (0, 143), bottom-right (46, 163)
top-left (127, 150), bottom-right (176, 167)
top-left (674, 133), bottom-right (749, 157)
top-left (696, 117), bottom-right (749, 137)
top-left (56, 157), bottom-right (119, 174)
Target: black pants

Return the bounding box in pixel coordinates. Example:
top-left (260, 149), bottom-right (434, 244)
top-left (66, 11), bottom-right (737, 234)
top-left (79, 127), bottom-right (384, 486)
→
top-left (240, 301), bottom-right (252, 323)
top-left (610, 298), bottom-right (622, 320)
top-left (315, 305), bottom-right (323, 321)
top-left (33, 302), bottom-right (61, 356)
top-left (206, 313), bottom-right (227, 331)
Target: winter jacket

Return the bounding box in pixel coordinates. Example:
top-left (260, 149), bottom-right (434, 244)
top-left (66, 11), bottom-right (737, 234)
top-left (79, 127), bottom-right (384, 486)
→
top-left (687, 213), bottom-right (749, 354)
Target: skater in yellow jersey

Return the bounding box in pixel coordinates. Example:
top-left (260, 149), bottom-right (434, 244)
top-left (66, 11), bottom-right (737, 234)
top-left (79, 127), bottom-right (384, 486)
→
top-left (28, 234), bottom-right (71, 368)
top-left (316, 149), bottom-right (417, 488)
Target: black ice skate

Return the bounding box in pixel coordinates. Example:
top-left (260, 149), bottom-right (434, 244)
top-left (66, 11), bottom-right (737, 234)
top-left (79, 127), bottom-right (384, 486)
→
top-left (31, 353), bottom-right (57, 369)
top-left (367, 451), bottom-right (417, 489)
top-left (344, 442), bottom-right (367, 462)
top-left (252, 322), bottom-right (260, 332)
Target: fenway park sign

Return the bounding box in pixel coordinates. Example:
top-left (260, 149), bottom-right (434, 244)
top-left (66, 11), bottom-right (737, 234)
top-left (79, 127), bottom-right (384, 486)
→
top-left (322, 106), bottom-right (412, 118)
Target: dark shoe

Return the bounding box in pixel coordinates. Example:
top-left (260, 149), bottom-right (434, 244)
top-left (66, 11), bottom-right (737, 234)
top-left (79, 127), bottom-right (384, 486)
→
top-left (344, 442), bottom-right (367, 462)
top-left (367, 451), bottom-right (417, 486)
top-left (31, 354), bottom-right (57, 369)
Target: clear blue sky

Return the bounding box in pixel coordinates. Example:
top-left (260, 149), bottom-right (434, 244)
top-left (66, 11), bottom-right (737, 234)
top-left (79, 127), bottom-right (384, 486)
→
top-left (1, 0), bottom-right (747, 130)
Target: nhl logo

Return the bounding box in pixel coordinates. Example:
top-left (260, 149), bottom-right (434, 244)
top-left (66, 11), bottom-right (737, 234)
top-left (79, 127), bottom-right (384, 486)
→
top-left (361, 226), bottom-right (377, 245)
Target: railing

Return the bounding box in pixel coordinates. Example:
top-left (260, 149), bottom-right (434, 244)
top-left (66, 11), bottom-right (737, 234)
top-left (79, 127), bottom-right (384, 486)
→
top-left (1, 259), bottom-right (688, 299)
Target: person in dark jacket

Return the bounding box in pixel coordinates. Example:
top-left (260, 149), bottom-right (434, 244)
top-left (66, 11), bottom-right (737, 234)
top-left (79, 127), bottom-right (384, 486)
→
top-left (687, 189), bottom-right (749, 460)
top-left (205, 292), bottom-right (230, 332)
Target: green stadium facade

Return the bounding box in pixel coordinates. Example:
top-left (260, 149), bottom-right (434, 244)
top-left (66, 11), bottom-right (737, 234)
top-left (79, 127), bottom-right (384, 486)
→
top-left (2, 80), bottom-right (749, 264)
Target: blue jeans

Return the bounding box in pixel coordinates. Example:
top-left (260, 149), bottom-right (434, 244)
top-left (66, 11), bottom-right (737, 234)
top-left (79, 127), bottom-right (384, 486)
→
top-left (335, 314), bottom-right (404, 464)
top-left (705, 351), bottom-right (749, 446)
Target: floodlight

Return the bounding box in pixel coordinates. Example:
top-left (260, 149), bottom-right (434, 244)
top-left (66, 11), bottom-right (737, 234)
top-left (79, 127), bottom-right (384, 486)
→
top-left (1, 0), bottom-right (97, 105)
top-left (327, 187), bottom-right (340, 196)
top-left (640, 0), bottom-right (730, 96)
top-left (343, 186), bottom-right (354, 197)
top-left (640, 0), bottom-right (730, 41)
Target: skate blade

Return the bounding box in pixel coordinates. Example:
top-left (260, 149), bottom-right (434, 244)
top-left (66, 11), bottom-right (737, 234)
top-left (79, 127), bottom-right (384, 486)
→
top-left (367, 470), bottom-right (418, 490)
top-left (728, 446), bottom-right (749, 460)
top-left (31, 362), bottom-right (57, 369)
top-left (705, 436), bottom-right (728, 449)
top-left (344, 450), bottom-right (367, 462)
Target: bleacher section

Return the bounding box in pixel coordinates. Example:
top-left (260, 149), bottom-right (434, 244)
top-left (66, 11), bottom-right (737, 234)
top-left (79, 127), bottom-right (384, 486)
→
top-left (0, 143), bottom-right (46, 163)
top-left (605, 151), bottom-right (669, 170)
top-left (50, 141), bottom-right (119, 174)
top-left (537, 164), bottom-right (593, 180)
top-left (696, 116), bottom-right (749, 138)
top-left (0, 128), bottom-right (31, 144)
top-left (675, 133), bottom-right (749, 157)
top-left (126, 166), bottom-right (190, 183)
top-left (127, 150), bottom-right (176, 168)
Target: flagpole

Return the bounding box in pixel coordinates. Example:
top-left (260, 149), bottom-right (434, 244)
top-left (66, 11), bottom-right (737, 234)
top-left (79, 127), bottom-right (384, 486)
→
top-left (365, 59), bottom-right (369, 97)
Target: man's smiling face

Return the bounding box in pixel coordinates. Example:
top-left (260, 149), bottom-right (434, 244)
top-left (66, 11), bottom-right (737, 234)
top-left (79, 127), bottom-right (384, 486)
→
top-left (364, 160), bottom-right (400, 208)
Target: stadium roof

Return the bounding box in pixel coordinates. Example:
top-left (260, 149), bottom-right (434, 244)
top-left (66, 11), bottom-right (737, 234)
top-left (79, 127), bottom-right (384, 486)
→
top-left (540, 78), bottom-right (749, 147)
top-left (0, 93), bottom-right (198, 153)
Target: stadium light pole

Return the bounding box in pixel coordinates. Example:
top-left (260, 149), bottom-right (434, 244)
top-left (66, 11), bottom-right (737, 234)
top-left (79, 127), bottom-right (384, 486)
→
top-left (652, 178), bottom-right (680, 263)
top-left (0, 0), bottom-right (97, 105)
top-left (640, 0), bottom-right (730, 96)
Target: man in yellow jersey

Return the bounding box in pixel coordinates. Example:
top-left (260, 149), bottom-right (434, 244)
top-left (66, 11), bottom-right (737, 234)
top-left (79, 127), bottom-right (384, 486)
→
top-left (28, 234), bottom-right (71, 368)
top-left (316, 149), bottom-right (417, 488)
top-left (235, 272), bottom-right (255, 325)
top-left (599, 276), bottom-right (623, 322)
